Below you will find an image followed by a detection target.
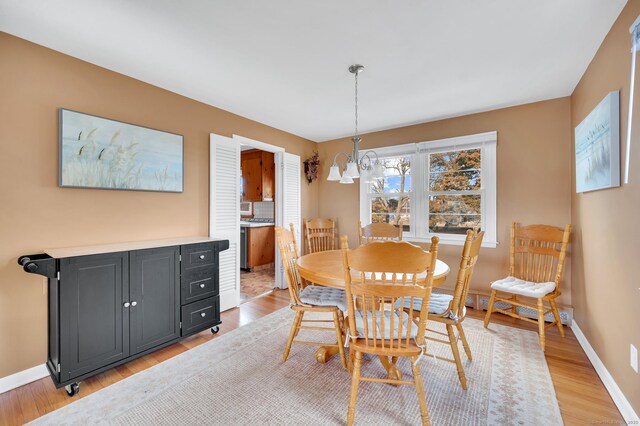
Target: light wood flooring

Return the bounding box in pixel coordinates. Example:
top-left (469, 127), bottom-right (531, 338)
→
top-left (0, 289), bottom-right (623, 425)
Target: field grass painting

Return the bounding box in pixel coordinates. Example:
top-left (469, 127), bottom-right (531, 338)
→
top-left (574, 91), bottom-right (620, 193)
top-left (59, 109), bottom-right (183, 192)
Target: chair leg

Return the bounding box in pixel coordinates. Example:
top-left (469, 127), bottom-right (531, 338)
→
top-left (456, 323), bottom-right (472, 361)
top-left (348, 346), bottom-right (354, 374)
top-left (283, 311), bottom-right (303, 362)
top-left (537, 299), bottom-right (546, 352)
top-left (447, 324), bottom-right (468, 390)
top-left (333, 310), bottom-right (347, 369)
top-left (549, 299), bottom-right (565, 338)
top-left (484, 290), bottom-right (497, 328)
top-left (511, 295), bottom-right (518, 315)
top-left (347, 351), bottom-right (363, 426)
top-left (410, 355), bottom-right (431, 426)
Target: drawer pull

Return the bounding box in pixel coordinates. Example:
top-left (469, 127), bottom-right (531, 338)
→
top-left (199, 283), bottom-right (206, 289)
top-left (200, 312), bottom-right (206, 318)
top-left (123, 302), bottom-right (130, 308)
top-left (199, 255), bottom-right (205, 260)
top-left (131, 301), bottom-right (137, 307)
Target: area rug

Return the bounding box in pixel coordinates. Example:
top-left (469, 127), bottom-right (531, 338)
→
top-left (30, 308), bottom-right (563, 425)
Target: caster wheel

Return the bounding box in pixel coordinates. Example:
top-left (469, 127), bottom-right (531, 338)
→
top-left (211, 326), bottom-right (220, 334)
top-left (65, 382), bottom-right (80, 397)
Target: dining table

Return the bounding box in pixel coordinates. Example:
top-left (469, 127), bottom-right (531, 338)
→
top-left (296, 249), bottom-right (450, 379)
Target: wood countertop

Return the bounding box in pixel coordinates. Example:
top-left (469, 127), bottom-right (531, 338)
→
top-left (45, 236), bottom-right (227, 258)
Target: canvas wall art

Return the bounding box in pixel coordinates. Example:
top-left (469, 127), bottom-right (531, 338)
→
top-left (59, 109), bottom-right (184, 192)
top-left (574, 91), bottom-right (620, 193)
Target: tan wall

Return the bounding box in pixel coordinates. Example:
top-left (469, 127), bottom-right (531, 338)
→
top-left (0, 33), bottom-right (318, 378)
top-left (317, 98), bottom-right (573, 302)
top-left (570, 1), bottom-right (640, 414)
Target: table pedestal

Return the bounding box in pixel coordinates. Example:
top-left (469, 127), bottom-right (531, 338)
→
top-left (315, 345), bottom-right (340, 363)
top-left (315, 344), bottom-right (403, 383)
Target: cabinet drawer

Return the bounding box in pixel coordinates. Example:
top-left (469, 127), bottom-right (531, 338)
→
top-left (181, 243), bottom-right (216, 273)
top-left (181, 296), bottom-right (220, 336)
top-left (181, 267), bottom-right (218, 305)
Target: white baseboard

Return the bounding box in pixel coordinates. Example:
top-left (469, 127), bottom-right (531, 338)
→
top-left (571, 320), bottom-right (639, 422)
top-left (0, 364), bottom-right (49, 395)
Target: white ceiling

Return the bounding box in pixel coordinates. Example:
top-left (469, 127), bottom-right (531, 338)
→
top-left (0, 0), bottom-right (627, 142)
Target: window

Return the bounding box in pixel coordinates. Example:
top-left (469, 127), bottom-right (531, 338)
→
top-left (370, 156), bottom-right (412, 232)
top-left (360, 132), bottom-right (497, 247)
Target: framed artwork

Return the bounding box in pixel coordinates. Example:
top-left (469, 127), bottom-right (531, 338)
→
top-left (574, 91), bottom-right (620, 193)
top-left (59, 109), bottom-right (184, 192)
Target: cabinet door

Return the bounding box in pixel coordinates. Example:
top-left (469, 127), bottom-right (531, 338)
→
top-left (59, 252), bottom-right (129, 382)
top-left (129, 247), bottom-right (180, 355)
top-left (241, 153), bottom-right (263, 201)
top-left (262, 152), bottom-right (275, 200)
top-left (247, 226), bottom-right (275, 268)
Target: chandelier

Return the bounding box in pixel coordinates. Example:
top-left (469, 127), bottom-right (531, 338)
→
top-left (326, 64), bottom-right (385, 184)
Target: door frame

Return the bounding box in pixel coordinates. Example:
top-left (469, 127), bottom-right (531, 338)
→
top-left (232, 135), bottom-right (287, 288)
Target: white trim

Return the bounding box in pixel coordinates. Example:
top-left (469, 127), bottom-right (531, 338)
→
top-left (232, 134), bottom-right (285, 153)
top-left (417, 131), bottom-right (497, 151)
top-left (407, 236), bottom-right (498, 248)
top-left (0, 364), bottom-right (48, 394)
top-left (571, 320), bottom-right (639, 423)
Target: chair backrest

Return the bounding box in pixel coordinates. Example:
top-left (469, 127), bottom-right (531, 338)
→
top-left (358, 221), bottom-right (403, 245)
top-left (275, 224), bottom-right (304, 305)
top-left (448, 229), bottom-right (484, 318)
top-left (304, 218), bottom-right (336, 253)
top-left (341, 235), bottom-right (439, 351)
top-left (510, 222), bottom-right (571, 292)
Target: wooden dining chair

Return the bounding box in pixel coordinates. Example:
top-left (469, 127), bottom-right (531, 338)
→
top-left (484, 222), bottom-right (571, 351)
top-left (358, 220), bottom-right (403, 245)
top-left (341, 235), bottom-right (439, 426)
top-left (304, 218), bottom-right (337, 253)
top-left (275, 224), bottom-right (347, 368)
top-left (401, 229), bottom-right (484, 390)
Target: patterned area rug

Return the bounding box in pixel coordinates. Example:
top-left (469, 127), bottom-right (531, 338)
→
top-left (30, 308), bottom-right (562, 425)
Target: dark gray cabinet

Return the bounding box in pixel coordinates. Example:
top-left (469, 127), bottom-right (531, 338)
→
top-left (130, 247), bottom-right (180, 355)
top-left (59, 252), bottom-right (130, 383)
top-left (18, 238), bottom-right (229, 397)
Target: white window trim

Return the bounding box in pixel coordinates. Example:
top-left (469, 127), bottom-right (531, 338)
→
top-left (359, 131), bottom-right (498, 248)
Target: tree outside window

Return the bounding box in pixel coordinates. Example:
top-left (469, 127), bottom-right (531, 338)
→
top-left (428, 148), bottom-right (481, 234)
top-left (370, 157), bottom-right (411, 232)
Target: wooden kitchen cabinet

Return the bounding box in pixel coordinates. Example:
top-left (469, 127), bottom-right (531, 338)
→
top-left (241, 149), bottom-right (275, 202)
top-left (247, 226), bottom-right (275, 268)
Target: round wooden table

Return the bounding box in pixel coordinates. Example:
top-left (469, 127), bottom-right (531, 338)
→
top-left (296, 250), bottom-right (450, 367)
top-left (296, 250), bottom-right (450, 288)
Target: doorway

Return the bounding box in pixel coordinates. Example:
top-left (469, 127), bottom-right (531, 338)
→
top-left (239, 144), bottom-right (276, 303)
top-left (208, 134), bottom-right (300, 312)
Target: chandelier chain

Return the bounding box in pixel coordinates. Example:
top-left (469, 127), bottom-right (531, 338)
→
top-left (354, 70), bottom-right (358, 138)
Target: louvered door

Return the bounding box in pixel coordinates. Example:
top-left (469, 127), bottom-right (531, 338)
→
top-left (210, 133), bottom-right (240, 311)
top-left (276, 152), bottom-right (301, 289)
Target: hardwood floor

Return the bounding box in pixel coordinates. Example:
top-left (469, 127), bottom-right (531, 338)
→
top-left (0, 289), bottom-right (623, 425)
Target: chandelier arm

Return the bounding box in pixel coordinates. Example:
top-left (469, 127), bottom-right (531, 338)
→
top-left (332, 151), bottom-right (352, 167)
top-left (359, 150), bottom-right (380, 169)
